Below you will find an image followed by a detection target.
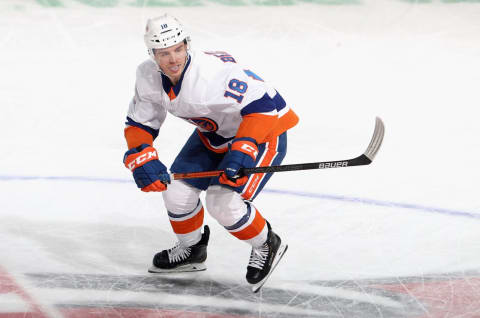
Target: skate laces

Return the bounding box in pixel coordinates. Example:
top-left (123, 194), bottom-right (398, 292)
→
top-left (167, 242), bottom-right (191, 264)
top-left (248, 244), bottom-right (269, 270)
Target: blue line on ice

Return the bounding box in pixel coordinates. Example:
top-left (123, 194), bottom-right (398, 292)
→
top-left (264, 188), bottom-right (480, 220)
top-left (1, 174), bottom-right (479, 220)
top-left (0, 175), bottom-right (132, 183)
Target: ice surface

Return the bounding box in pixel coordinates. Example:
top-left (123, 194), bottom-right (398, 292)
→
top-left (1, 0), bottom-right (480, 317)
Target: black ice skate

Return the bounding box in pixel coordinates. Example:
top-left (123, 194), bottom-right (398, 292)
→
top-left (148, 225), bottom-right (209, 273)
top-left (246, 222), bottom-right (288, 293)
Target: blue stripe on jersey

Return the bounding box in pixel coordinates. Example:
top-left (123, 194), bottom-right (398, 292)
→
top-left (240, 93), bottom-right (276, 116)
top-left (201, 131), bottom-right (234, 147)
top-left (240, 91), bottom-right (286, 116)
top-left (272, 91), bottom-right (287, 111)
top-left (161, 55), bottom-right (192, 97)
top-left (125, 116), bottom-right (159, 139)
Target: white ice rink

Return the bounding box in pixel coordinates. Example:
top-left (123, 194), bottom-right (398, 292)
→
top-left (1, 0), bottom-right (480, 317)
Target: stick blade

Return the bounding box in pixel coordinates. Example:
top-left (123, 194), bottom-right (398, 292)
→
top-left (363, 117), bottom-right (385, 162)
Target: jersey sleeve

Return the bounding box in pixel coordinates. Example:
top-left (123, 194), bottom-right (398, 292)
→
top-left (124, 62), bottom-right (167, 149)
top-left (224, 67), bottom-right (296, 143)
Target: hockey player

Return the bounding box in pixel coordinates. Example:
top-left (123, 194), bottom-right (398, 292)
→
top-left (123, 14), bottom-right (299, 291)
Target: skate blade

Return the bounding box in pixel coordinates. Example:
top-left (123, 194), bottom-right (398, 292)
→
top-left (251, 243), bottom-right (288, 293)
top-left (148, 263), bottom-right (206, 273)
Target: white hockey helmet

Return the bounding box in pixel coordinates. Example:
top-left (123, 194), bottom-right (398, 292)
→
top-left (144, 14), bottom-right (190, 58)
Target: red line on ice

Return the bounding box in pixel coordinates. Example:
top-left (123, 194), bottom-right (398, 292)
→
top-left (0, 266), bottom-right (50, 318)
top-left (375, 277), bottom-right (480, 317)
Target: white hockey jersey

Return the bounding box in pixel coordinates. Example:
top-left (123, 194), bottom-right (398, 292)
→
top-left (125, 50), bottom-right (298, 152)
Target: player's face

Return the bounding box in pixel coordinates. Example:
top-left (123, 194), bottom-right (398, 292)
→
top-left (153, 42), bottom-right (188, 84)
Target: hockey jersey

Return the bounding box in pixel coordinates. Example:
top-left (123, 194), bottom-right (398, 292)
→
top-left (125, 50), bottom-right (299, 151)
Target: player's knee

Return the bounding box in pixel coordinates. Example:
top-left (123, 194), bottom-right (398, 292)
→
top-left (205, 185), bottom-right (247, 226)
top-left (162, 180), bottom-right (201, 214)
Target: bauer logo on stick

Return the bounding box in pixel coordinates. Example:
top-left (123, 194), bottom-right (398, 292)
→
top-left (318, 161), bottom-right (348, 169)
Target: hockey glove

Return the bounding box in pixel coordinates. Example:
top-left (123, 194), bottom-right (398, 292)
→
top-left (123, 144), bottom-right (170, 192)
top-left (219, 138), bottom-right (258, 187)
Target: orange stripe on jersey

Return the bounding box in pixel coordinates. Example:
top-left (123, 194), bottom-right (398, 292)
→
top-left (124, 126), bottom-right (154, 149)
top-left (196, 130), bottom-right (228, 153)
top-left (169, 207), bottom-right (204, 234)
top-left (168, 88), bottom-right (176, 101)
top-left (242, 136), bottom-right (278, 201)
top-left (230, 209), bottom-right (266, 241)
top-left (268, 108), bottom-right (299, 140)
top-left (236, 109), bottom-right (298, 144)
top-left (236, 113), bottom-right (278, 144)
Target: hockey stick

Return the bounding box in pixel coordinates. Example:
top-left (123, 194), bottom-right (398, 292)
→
top-left (170, 117), bottom-right (385, 181)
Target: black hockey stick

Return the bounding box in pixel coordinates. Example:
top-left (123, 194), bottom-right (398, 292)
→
top-left (170, 117), bottom-right (385, 180)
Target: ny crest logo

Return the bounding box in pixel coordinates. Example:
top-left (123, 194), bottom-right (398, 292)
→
top-left (182, 117), bottom-right (219, 132)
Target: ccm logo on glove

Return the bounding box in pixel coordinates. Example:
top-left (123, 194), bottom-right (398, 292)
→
top-left (126, 149), bottom-right (158, 171)
top-left (231, 140), bottom-right (258, 159)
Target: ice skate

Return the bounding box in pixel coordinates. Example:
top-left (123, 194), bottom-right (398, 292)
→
top-left (148, 225), bottom-right (210, 273)
top-left (246, 222), bottom-right (288, 293)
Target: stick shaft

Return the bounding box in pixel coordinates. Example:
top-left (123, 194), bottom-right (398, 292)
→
top-left (171, 154), bottom-right (371, 180)
top-left (171, 117), bottom-right (384, 181)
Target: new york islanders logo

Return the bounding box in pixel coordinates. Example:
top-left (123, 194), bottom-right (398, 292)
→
top-left (183, 117), bottom-right (218, 132)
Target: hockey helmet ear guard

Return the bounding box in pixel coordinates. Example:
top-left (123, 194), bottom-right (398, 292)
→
top-left (144, 14), bottom-right (191, 59)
